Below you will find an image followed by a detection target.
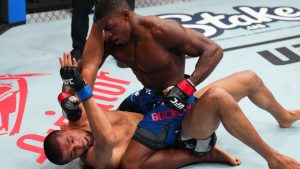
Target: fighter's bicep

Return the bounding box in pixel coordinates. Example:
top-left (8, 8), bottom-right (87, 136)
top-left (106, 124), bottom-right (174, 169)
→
top-left (155, 22), bottom-right (213, 56)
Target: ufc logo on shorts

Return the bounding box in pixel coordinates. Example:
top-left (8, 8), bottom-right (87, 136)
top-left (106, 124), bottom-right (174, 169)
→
top-left (63, 79), bottom-right (74, 85)
top-left (145, 89), bottom-right (152, 95)
top-left (170, 98), bottom-right (185, 109)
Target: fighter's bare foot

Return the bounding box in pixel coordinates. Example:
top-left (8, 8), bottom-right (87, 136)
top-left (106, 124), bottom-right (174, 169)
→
top-left (268, 153), bottom-right (300, 169)
top-left (279, 109), bottom-right (300, 128)
top-left (204, 146), bottom-right (241, 166)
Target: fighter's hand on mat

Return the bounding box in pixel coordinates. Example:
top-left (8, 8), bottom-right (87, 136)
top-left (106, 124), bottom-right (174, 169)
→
top-left (58, 92), bottom-right (82, 121)
top-left (163, 79), bottom-right (196, 111)
top-left (59, 52), bottom-right (93, 101)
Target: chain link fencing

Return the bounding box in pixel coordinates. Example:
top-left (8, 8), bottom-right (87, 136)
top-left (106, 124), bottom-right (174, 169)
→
top-left (26, 0), bottom-right (194, 23)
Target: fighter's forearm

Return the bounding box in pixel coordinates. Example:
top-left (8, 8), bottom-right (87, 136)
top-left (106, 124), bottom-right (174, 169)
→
top-left (189, 44), bottom-right (223, 86)
top-left (81, 22), bottom-right (105, 89)
top-left (82, 97), bottom-right (115, 145)
top-left (81, 65), bottom-right (98, 90)
top-left (80, 98), bottom-right (115, 166)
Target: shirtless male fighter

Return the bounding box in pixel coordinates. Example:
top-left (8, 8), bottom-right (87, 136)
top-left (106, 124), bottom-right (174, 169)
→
top-left (43, 53), bottom-right (240, 169)
top-left (79, 0), bottom-right (300, 169)
top-left (82, 0), bottom-right (223, 163)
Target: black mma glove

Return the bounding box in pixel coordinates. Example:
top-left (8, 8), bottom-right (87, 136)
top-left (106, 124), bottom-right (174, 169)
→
top-left (58, 92), bottom-right (81, 121)
top-left (163, 79), bottom-right (196, 111)
top-left (60, 66), bottom-right (93, 101)
top-left (60, 66), bottom-right (85, 91)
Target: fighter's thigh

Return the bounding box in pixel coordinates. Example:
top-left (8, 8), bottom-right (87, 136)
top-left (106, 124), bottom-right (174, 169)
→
top-left (183, 88), bottom-right (226, 139)
top-left (194, 70), bottom-right (260, 102)
top-left (121, 140), bottom-right (154, 168)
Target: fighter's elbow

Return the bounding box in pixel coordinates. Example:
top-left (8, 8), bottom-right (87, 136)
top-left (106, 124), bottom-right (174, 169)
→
top-left (103, 131), bottom-right (117, 146)
top-left (211, 44), bottom-right (223, 63)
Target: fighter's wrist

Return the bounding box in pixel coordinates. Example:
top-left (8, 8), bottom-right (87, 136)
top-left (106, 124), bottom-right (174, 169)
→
top-left (73, 83), bottom-right (86, 91)
top-left (76, 85), bottom-right (93, 102)
top-left (185, 79), bottom-right (196, 88)
top-left (177, 79), bottom-right (196, 96)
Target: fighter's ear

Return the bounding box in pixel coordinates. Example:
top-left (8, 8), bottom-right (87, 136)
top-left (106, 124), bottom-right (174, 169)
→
top-left (120, 9), bottom-right (130, 21)
top-left (60, 125), bottom-right (71, 130)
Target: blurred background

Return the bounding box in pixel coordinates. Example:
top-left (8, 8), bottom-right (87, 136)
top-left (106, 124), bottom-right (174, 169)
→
top-left (0, 0), bottom-right (193, 31)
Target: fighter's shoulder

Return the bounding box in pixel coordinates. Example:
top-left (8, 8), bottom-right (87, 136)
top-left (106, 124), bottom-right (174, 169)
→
top-left (142, 16), bottom-right (183, 37)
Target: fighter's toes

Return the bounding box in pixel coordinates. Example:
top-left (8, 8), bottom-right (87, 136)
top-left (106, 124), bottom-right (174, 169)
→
top-left (230, 157), bottom-right (241, 166)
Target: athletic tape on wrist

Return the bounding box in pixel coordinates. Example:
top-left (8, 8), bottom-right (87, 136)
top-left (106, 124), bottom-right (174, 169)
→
top-left (177, 80), bottom-right (196, 96)
top-left (76, 85), bottom-right (93, 102)
top-left (186, 79), bottom-right (196, 88)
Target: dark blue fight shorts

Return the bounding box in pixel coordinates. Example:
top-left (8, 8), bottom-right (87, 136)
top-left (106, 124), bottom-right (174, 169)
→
top-left (119, 88), bottom-right (196, 150)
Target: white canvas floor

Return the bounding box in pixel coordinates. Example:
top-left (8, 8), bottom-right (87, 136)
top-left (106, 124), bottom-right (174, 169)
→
top-left (0, 0), bottom-right (300, 169)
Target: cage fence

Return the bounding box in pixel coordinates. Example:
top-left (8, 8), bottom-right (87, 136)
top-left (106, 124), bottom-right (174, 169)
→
top-left (26, 0), bottom-right (194, 23)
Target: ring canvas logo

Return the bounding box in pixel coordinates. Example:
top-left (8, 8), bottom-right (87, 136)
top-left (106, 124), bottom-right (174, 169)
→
top-left (158, 6), bottom-right (300, 38)
top-left (0, 71), bottom-right (130, 165)
top-left (3, 5), bottom-right (300, 168)
top-left (0, 74), bottom-right (48, 136)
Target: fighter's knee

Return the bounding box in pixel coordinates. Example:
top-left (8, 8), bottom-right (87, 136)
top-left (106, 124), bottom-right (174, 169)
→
top-left (239, 70), bottom-right (263, 88)
top-left (241, 70), bottom-right (257, 78)
top-left (205, 86), bottom-right (229, 101)
top-left (243, 70), bottom-right (263, 87)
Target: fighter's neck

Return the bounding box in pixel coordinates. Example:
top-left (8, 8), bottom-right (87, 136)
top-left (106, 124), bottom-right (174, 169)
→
top-left (130, 14), bottom-right (148, 40)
